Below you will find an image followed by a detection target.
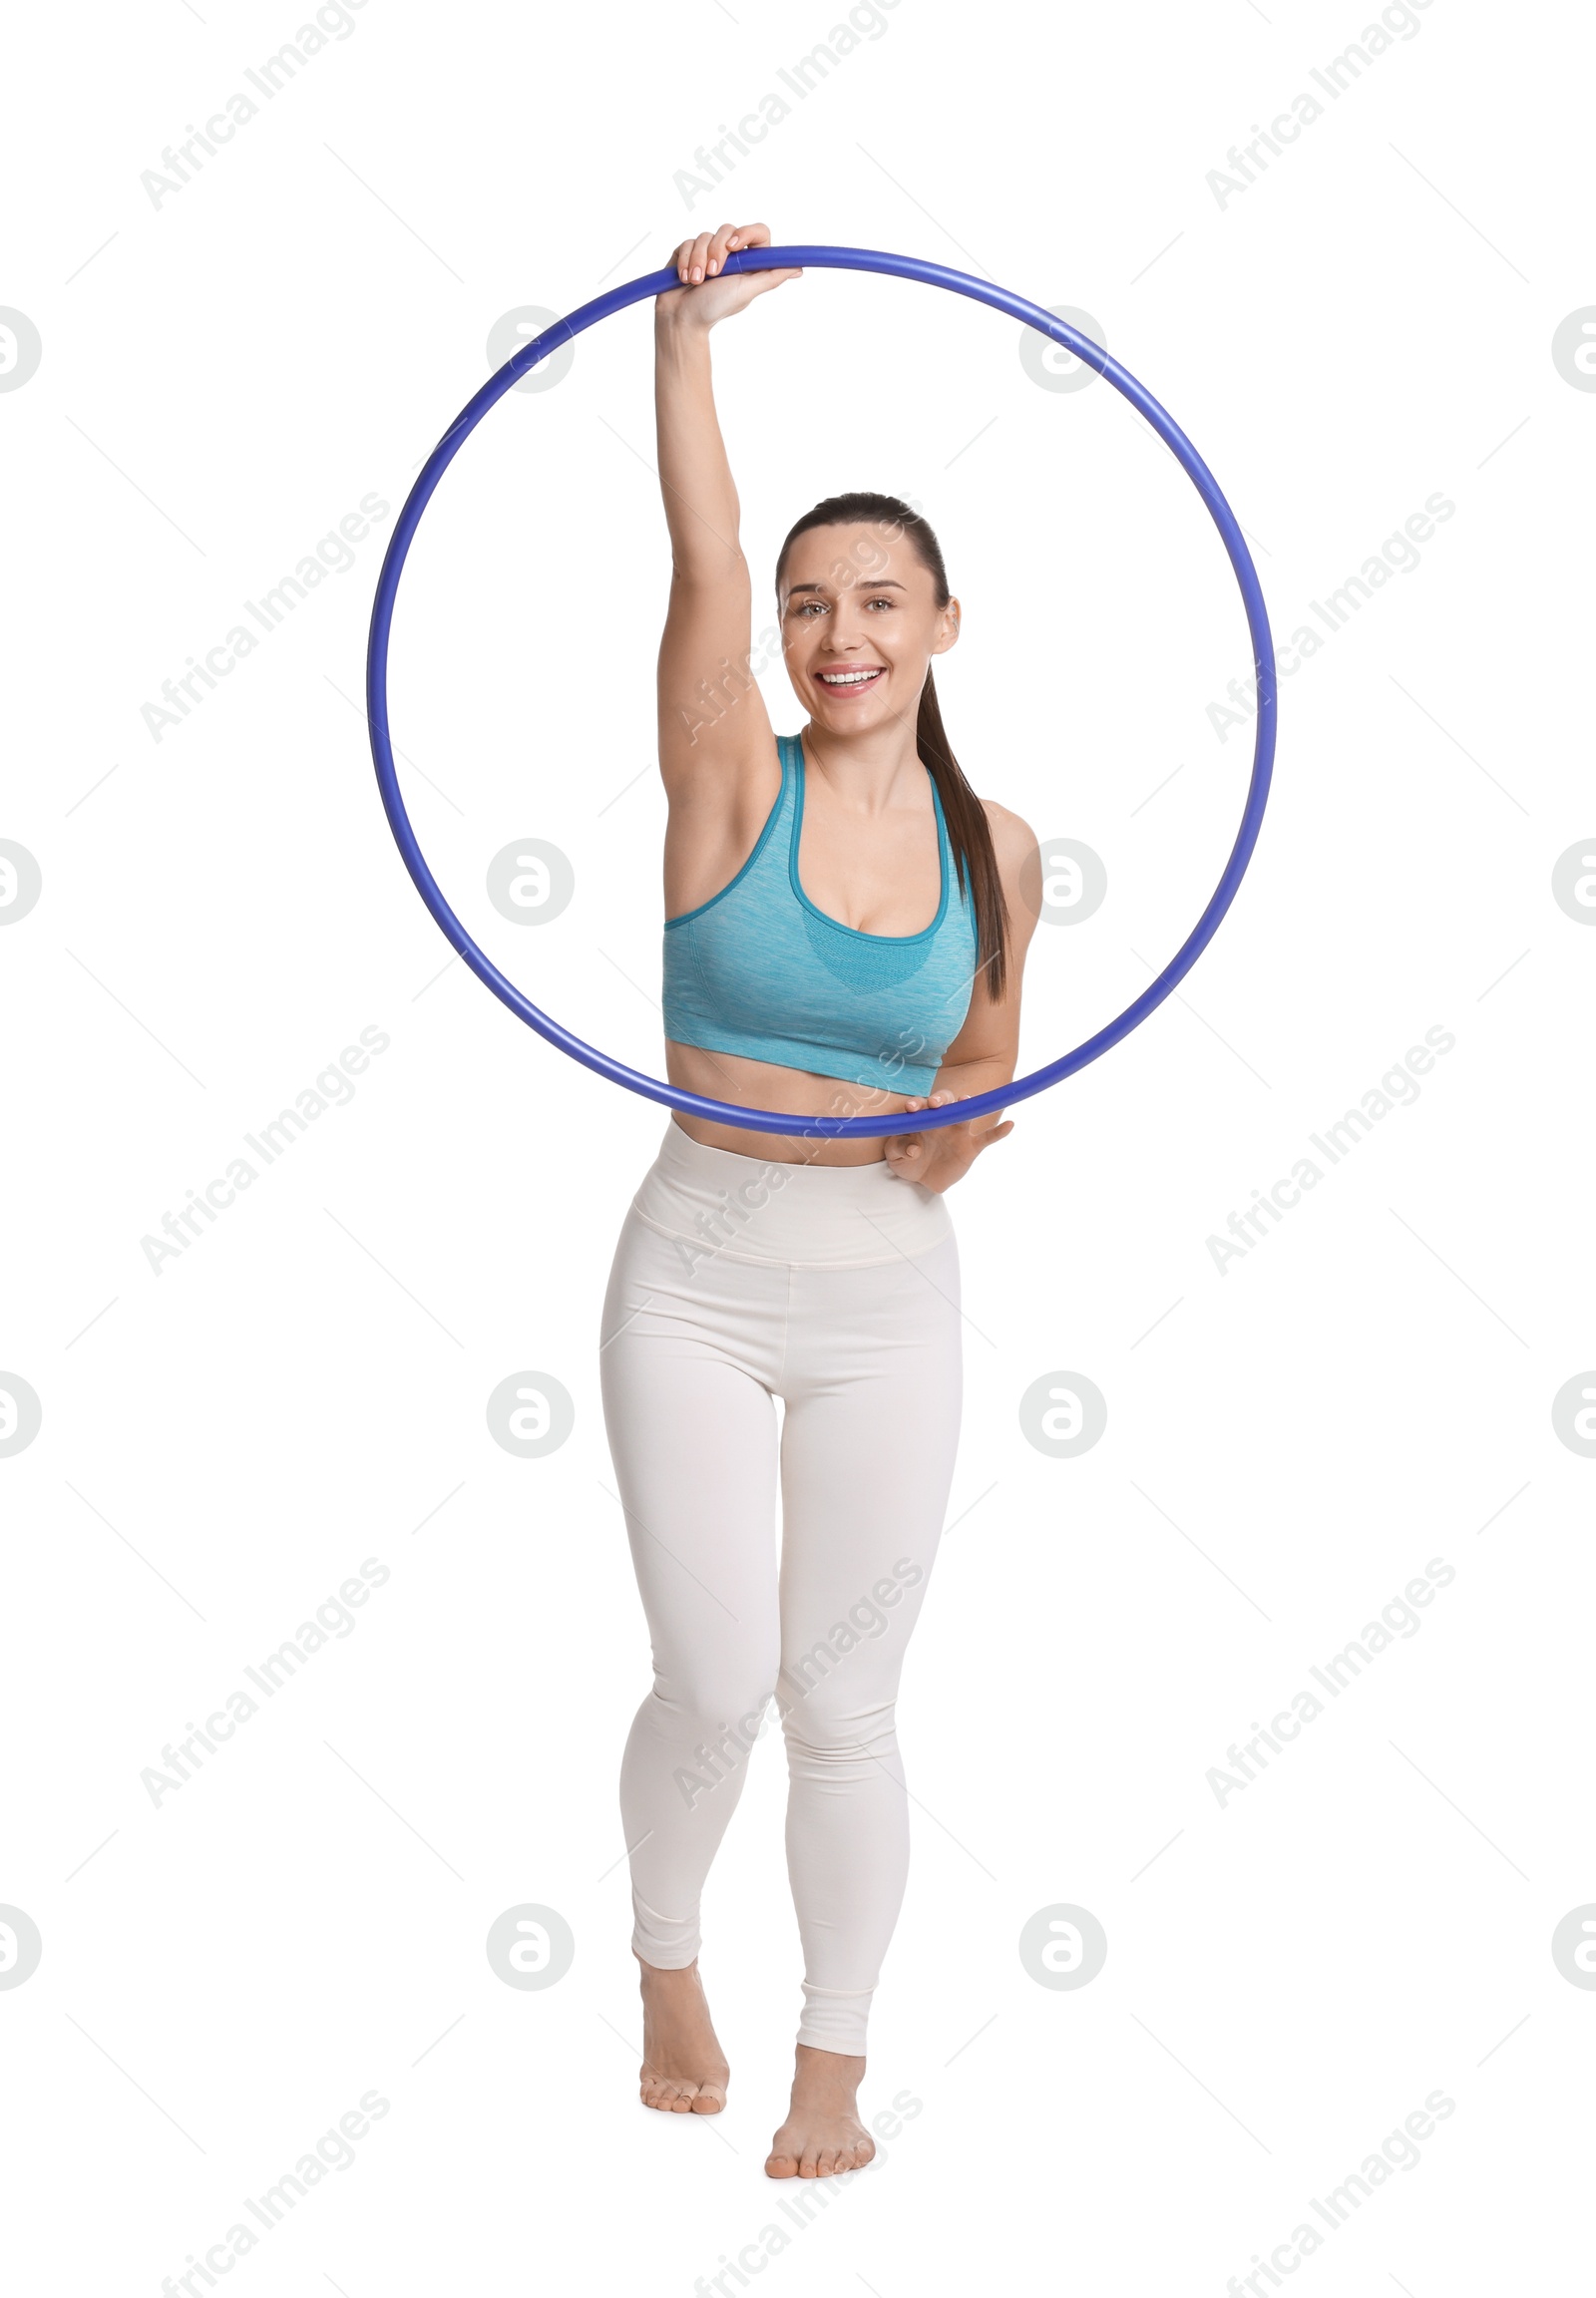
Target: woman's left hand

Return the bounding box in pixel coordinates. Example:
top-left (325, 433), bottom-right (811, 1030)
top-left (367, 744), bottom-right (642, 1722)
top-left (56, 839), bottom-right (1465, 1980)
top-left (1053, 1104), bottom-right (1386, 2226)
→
top-left (884, 1091), bottom-right (1013, 1193)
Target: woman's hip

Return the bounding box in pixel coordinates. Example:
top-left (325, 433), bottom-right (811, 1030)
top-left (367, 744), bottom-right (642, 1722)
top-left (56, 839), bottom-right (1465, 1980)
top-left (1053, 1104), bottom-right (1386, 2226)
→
top-left (619, 1115), bottom-right (955, 1275)
top-left (599, 1122), bottom-right (962, 1395)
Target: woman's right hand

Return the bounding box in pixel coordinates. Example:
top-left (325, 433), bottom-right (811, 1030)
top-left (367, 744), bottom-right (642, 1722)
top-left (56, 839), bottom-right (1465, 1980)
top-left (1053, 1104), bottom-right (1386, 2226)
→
top-left (655, 220), bottom-right (802, 329)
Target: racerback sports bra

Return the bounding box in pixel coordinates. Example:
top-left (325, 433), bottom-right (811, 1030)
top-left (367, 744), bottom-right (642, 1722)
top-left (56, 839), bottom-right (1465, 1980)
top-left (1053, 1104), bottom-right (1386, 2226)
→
top-left (661, 732), bottom-right (979, 1097)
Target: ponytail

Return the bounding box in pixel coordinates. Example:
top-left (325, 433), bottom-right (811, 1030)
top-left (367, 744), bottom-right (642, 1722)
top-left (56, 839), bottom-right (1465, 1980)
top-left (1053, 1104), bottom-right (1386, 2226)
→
top-left (914, 662), bottom-right (1009, 1003)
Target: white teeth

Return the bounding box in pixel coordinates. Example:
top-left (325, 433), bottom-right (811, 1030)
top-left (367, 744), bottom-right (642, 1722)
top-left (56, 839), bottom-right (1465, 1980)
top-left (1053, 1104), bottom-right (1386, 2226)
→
top-left (819, 669), bottom-right (881, 685)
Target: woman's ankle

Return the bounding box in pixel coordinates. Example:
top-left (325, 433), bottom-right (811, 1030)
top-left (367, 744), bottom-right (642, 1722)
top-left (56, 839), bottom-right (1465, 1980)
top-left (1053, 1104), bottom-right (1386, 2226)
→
top-left (794, 2042), bottom-right (866, 2078)
top-left (635, 1950), bottom-right (701, 1981)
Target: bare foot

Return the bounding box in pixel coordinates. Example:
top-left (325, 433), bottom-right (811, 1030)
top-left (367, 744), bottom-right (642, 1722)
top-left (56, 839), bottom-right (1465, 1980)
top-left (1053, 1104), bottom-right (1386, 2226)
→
top-left (765, 2045), bottom-right (876, 2177)
top-left (635, 1953), bottom-right (729, 2113)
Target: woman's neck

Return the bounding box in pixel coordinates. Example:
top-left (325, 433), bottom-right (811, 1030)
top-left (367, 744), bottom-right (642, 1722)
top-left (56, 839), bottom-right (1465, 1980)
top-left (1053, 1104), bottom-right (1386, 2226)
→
top-left (799, 721), bottom-right (928, 815)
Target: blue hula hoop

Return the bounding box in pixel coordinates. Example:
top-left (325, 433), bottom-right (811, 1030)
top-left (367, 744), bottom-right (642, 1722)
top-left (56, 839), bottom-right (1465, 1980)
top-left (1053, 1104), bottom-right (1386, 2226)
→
top-left (366, 243), bottom-right (1276, 1138)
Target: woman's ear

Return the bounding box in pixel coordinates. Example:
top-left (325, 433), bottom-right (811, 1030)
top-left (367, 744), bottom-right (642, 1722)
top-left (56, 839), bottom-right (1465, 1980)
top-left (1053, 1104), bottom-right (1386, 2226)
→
top-left (932, 595), bottom-right (962, 658)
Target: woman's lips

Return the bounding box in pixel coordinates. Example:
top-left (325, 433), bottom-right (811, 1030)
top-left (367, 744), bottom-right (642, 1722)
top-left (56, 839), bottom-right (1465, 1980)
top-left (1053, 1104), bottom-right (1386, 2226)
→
top-left (815, 666), bottom-right (886, 694)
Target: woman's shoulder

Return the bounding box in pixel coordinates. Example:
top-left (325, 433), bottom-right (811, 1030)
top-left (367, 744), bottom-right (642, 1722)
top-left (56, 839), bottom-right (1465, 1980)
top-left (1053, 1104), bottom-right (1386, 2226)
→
top-left (979, 794), bottom-right (1039, 874)
top-left (978, 797), bottom-right (1042, 956)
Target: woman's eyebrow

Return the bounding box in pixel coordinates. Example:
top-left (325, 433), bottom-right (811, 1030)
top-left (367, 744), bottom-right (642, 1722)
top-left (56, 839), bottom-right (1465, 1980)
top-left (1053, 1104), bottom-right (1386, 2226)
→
top-left (785, 578), bottom-right (908, 596)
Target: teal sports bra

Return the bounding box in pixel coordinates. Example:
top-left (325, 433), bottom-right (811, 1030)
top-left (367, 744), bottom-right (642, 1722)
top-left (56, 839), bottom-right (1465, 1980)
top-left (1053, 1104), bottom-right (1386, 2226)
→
top-left (662, 733), bottom-right (979, 1096)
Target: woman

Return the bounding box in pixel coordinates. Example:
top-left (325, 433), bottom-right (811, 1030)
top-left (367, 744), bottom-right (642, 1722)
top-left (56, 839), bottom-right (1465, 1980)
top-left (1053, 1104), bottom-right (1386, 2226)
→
top-left (598, 219), bottom-right (1039, 2180)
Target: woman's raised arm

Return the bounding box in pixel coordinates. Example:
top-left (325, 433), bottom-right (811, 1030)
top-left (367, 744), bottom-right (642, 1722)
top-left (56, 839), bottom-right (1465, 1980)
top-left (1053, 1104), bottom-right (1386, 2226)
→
top-left (653, 221), bottom-right (800, 796)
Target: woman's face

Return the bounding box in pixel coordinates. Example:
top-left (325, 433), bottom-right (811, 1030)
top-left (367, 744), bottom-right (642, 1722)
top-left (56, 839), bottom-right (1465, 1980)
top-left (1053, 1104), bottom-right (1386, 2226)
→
top-left (777, 521), bottom-right (960, 734)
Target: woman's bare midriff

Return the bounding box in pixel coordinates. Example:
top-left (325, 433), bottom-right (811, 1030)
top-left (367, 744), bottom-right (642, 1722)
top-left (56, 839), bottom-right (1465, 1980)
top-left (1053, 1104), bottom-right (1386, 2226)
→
top-left (664, 1039), bottom-right (920, 1165)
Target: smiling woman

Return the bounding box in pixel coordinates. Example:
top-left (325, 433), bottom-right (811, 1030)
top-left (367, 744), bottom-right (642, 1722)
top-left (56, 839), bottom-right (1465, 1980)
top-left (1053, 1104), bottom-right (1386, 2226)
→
top-left (599, 217), bottom-right (1041, 2185)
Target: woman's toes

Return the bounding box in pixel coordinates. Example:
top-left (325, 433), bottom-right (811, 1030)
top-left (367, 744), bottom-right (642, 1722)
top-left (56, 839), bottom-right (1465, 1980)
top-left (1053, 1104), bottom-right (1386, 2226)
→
top-left (691, 2084), bottom-right (726, 2114)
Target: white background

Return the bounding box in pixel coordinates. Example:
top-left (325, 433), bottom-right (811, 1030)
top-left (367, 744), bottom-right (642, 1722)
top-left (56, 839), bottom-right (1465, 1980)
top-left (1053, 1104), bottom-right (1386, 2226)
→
top-left (3, 0), bottom-right (1592, 2289)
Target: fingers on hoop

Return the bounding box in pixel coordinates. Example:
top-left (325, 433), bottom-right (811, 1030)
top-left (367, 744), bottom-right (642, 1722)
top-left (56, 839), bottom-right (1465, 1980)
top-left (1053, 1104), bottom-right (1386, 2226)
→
top-left (671, 220), bottom-right (771, 283)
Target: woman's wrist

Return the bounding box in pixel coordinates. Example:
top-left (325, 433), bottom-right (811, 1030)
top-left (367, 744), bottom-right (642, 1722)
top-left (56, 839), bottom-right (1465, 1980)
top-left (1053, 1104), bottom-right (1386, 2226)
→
top-left (654, 298), bottom-right (713, 346)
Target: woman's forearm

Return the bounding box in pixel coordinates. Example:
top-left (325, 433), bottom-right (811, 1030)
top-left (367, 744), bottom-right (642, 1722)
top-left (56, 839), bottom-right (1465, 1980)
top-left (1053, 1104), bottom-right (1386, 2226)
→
top-left (928, 1053), bottom-right (1015, 1102)
top-left (653, 313), bottom-right (744, 583)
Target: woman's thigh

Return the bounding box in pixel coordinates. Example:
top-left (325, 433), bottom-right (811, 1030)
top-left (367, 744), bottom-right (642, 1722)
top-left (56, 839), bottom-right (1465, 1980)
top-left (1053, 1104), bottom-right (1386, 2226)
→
top-left (775, 1236), bottom-right (964, 1715)
top-left (599, 1211), bottom-right (788, 1700)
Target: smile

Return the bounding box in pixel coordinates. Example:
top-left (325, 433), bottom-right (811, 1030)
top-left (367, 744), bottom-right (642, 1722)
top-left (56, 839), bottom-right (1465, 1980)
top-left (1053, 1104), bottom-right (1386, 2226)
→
top-left (816, 667), bottom-right (885, 689)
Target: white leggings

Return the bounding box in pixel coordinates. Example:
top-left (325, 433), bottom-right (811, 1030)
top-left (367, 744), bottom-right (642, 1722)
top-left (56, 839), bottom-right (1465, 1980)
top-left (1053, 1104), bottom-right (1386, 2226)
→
top-left (599, 1117), bottom-right (963, 2054)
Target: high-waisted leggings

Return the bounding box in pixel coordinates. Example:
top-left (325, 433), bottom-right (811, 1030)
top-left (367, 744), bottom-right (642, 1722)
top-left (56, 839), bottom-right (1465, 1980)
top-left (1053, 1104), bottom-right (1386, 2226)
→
top-left (598, 1116), bottom-right (963, 2054)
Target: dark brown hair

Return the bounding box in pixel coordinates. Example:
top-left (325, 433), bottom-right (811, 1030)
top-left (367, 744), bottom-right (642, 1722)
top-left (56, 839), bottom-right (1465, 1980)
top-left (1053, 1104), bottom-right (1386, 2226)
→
top-left (774, 491), bottom-right (1010, 1004)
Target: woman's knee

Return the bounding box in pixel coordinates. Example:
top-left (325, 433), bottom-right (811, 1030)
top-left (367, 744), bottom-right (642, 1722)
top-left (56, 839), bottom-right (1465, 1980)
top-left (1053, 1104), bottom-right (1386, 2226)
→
top-left (778, 1677), bottom-right (899, 1760)
top-left (650, 1661), bottom-right (779, 1741)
